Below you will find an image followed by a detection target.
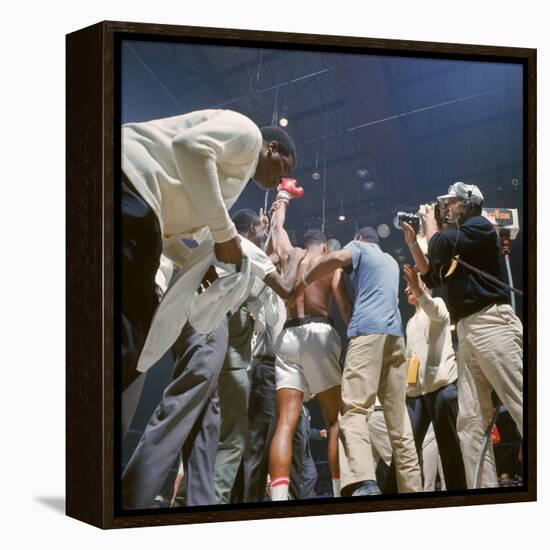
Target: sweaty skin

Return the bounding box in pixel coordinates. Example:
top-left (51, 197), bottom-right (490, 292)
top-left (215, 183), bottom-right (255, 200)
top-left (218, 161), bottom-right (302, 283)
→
top-left (266, 199), bottom-right (351, 495)
top-left (289, 246), bottom-right (351, 324)
top-left (267, 200), bottom-right (351, 323)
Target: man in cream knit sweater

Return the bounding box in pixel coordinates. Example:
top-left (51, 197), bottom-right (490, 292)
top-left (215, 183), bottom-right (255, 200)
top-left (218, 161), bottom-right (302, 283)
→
top-left (121, 109), bottom-right (296, 391)
top-left (402, 264), bottom-right (466, 490)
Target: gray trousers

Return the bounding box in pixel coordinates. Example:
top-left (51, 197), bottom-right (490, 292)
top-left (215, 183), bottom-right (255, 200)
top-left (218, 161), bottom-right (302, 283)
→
top-left (121, 319), bottom-right (229, 509)
top-left (214, 308), bottom-right (253, 503)
top-left (244, 361), bottom-right (278, 501)
top-left (214, 367), bottom-right (250, 503)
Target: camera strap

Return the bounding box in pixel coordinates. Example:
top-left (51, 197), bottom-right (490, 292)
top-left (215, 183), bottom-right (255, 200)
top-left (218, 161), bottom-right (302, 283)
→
top-left (448, 255), bottom-right (523, 297)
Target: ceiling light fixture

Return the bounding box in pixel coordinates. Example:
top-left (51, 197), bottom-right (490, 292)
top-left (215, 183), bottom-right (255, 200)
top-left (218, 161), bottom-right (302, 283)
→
top-left (312, 152), bottom-right (321, 180)
top-left (377, 224), bottom-right (390, 238)
top-left (363, 180), bottom-right (375, 191)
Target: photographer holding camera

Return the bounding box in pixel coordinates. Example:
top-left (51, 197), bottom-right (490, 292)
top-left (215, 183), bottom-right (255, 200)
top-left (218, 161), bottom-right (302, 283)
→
top-left (401, 182), bottom-right (523, 489)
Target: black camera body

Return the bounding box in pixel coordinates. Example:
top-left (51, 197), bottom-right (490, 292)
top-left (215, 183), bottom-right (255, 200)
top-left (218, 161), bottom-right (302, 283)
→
top-left (398, 202), bottom-right (445, 234)
top-left (397, 211), bottom-right (421, 233)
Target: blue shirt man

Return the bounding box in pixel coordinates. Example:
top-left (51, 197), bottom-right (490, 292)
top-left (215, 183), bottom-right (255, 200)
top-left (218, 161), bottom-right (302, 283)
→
top-left (344, 236), bottom-right (403, 339)
top-left (294, 226), bottom-right (421, 498)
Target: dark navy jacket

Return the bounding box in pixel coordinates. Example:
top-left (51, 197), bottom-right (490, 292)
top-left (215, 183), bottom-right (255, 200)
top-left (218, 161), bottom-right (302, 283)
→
top-left (421, 215), bottom-right (508, 322)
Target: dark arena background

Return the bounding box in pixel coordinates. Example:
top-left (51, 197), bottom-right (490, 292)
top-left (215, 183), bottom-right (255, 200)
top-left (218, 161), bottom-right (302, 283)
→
top-left (120, 39), bottom-right (524, 501)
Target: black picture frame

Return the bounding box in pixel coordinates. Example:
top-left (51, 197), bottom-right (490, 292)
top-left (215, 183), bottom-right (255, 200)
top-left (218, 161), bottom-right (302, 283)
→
top-left (66, 20), bottom-right (536, 529)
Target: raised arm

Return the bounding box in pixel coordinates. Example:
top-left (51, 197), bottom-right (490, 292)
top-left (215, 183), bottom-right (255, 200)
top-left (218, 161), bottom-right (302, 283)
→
top-left (404, 264), bottom-right (448, 323)
top-left (266, 199), bottom-right (294, 261)
top-left (263, 247), bottom-right (306, 299)
top-left (402, 221), bottom-right (430, 275)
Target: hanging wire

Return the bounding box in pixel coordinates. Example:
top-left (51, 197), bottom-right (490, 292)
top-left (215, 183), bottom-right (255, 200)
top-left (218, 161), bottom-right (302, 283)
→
top-left (320, 78), bottom-right (329, 234)
top-left (303, 87), bottom-right (509, 144)
top-left (265, 72), bottom-right (282, 221)
top-left (339, 179), bottom-right (344, 217)
top-left (271, 75), bottom-right (281, 125)
top-left (215, 68), bottom-right (334, 109)
top-left (125, 43), bottom-right (185, 112)
top-left (322, 142), bottom-right (327, 234)
top-left (256, 50), bottom-right (263, 84)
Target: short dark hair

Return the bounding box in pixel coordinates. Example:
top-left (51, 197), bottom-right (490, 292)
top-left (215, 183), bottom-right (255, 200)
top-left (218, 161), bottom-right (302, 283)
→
top-left (260, 126), bottom-right (297, 167)
top-left (355, 226), bottom-right (379, 244)
top-left (232, 209), bottom-right (259, 235)
top-left (300, 229), bottom-right (327, 248)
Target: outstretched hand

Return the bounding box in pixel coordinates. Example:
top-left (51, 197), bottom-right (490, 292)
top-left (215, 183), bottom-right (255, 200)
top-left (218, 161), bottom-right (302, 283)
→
top-left (401, 221), bottom-right (417, 245)
top-left (403, 264), bottom-right (421, 295)
top-left (419, 203), bottom-right (436, 224)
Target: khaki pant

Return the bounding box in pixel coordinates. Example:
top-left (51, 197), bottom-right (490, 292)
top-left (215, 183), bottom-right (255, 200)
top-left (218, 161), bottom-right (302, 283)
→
top-left (339, 334), bottom-right (422, 494)
top-left (456, 304), bottom-right (523, 489)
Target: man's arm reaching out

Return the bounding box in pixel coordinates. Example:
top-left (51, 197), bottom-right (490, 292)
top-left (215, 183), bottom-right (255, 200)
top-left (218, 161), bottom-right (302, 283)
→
top-left (264, 247), bottom-right (306, 300)
top-left (292, 249), bottom-right (353, 300)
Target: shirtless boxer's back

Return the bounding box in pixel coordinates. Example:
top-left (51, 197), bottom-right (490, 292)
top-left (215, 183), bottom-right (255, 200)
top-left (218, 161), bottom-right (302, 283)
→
top-left (266, 191), bottom-right (351, 500)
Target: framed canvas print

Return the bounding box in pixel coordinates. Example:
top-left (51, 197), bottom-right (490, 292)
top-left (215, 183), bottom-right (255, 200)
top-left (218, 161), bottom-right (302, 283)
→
top-left (66, 20), bottom-right (536, 529)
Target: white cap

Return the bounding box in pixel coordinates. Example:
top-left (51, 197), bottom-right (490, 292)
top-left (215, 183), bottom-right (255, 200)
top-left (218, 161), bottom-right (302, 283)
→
top-left (437, 182), bottom-right (484, 205)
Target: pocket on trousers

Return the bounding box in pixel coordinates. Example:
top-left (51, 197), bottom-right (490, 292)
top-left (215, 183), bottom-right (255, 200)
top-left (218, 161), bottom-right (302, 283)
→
top-left (495, 304), bottom-right (520, 328)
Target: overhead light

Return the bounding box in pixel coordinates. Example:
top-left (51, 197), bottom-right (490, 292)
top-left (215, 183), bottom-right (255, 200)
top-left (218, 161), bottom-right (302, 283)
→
top-left (279, 116), bottom-right (289, 127)
top-left (377, 224), bottom-right (390, 238)
top-left (362, 180), bottom-right (375, 191)
top-left (312, 170), bottom-right (321, 181)
top-left (357, 168), bottom-right (370, 178)
top-left (338, 214), bottom-right (346, 221)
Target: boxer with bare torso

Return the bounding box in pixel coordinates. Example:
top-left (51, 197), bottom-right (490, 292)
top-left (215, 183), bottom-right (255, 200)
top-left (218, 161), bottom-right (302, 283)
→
top-left (265, 182), bottom-right (352, 500)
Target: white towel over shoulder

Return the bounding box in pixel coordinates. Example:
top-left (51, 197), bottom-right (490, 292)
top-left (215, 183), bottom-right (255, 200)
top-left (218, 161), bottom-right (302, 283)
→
top-left (136, 235), bottom-right (275, 373)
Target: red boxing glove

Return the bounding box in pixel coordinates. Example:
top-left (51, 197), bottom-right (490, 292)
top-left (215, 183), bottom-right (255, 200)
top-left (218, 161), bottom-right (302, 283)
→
top-left (277, 178), bottom-right (304, 199)
top-left (490, 425), bottom-right (501, 445)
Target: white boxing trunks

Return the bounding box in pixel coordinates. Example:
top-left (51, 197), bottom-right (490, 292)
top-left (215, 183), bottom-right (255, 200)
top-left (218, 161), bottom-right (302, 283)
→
top-left (275, 315), bottom-right (342, 397)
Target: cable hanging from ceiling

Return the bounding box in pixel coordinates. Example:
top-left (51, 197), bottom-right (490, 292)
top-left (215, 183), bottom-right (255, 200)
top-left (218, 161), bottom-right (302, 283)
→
top-left (320, 75), bottom-right (330, 235)
top-left (263, 68), bottom-right (282, 217)
top-left (302, 86), bottom-right (510, 145)
top-left (215, 67), bottom-right (334, 110)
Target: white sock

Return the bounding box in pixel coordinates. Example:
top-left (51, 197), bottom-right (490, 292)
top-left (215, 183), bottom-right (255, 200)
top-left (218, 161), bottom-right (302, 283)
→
top-left (270, 477), bottom-right (290, 501)
top-left (332, 478), bottom-right (341, 497)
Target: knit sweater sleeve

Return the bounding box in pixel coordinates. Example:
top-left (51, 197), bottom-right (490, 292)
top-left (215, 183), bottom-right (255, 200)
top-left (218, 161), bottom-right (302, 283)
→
top-left (417, 294), bottom-right (450, 323)
top-left (171, 111), bottom-right (261, 243)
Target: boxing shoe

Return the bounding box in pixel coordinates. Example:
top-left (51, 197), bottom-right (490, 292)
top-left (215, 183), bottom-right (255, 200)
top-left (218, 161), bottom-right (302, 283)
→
top-left (351, 480), bottom-right (382, 497)
top-left (276, 178), bottom-right (304, 202)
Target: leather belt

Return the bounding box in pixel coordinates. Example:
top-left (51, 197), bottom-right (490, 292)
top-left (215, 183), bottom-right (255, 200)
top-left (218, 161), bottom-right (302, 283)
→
top-left (283, 315), bottom-right (335, 330)
top-left (253, 355), bottom-right (276, 363)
